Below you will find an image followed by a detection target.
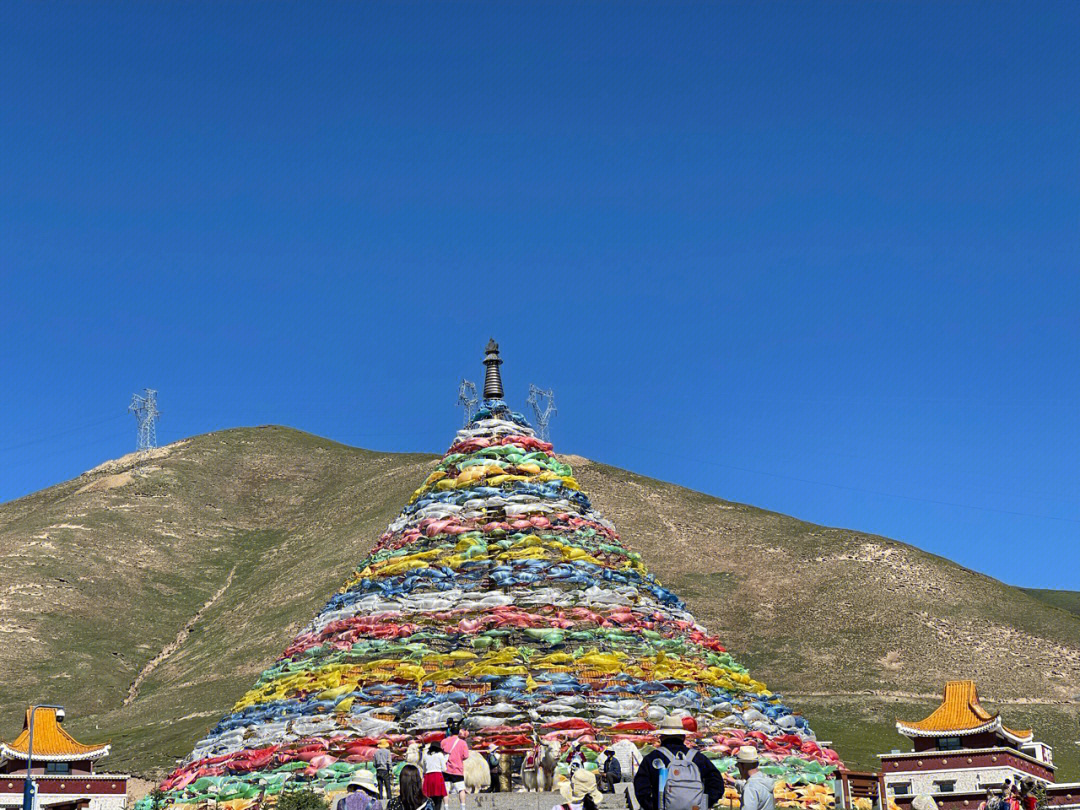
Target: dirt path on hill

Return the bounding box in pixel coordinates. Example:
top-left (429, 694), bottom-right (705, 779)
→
top-left (124, 564), bottom-right (238, 705)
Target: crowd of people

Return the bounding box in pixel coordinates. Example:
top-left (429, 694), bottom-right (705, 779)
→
top-left (332, 715), bottom-right (779, 810)
top-left (976, 778), bottom-right (1040, 810)
top-left (334, 719), bottom-right (488, 810)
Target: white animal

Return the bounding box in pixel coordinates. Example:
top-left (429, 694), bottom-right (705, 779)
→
top-left (520, 740), bottom-right (561, 792)
top-left (463, 752), bottom-right (491, 794)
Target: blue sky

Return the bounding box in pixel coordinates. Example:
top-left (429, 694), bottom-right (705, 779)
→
top-left (2, 2), bottom-right (1078, 589)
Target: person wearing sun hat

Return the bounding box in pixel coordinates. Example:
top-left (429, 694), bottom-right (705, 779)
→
top-left (632, 715), bottom-right (725, 810)
top-left (373, 740), bottom-right (395, 801)
top-left (334, 770), bottom-right (383, 810)
top-left (734, 746), bottom-right (774, 810)
top-left (553, 766), bottom-right (604, 810)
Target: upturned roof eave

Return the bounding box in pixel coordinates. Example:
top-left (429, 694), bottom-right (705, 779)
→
top-left (0, 743), bottom-right (111, 762)
top-left (895, 715), bottom-right (1033, 744)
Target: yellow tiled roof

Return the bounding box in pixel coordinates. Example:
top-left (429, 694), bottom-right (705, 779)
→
top-left (1, 708), bottom-right (109, 760)
top-left (897, 680), bottom-right (1032, 741)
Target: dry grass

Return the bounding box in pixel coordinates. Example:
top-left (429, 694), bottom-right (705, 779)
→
top-left (1, 427), bottom-right (1077, 780)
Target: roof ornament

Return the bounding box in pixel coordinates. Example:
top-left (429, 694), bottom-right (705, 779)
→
top-left (1, 706), bottom-right (111, 762)
top-left (482, 339), bottom-right (504, 400)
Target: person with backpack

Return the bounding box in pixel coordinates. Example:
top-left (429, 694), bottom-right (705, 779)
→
top-left (734, 747), bottom-right (774, 810)
top-left (632, 715), bottom-right (725, 810)
top-left (486, 745), bottom-right (502, 793)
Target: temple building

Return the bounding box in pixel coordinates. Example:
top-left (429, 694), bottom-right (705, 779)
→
top-left (879, 681), bottom-right (1079, 810)
top-left (0, 708), bottom-right (127, 810)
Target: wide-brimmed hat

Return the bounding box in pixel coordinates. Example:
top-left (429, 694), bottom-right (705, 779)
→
top-left (560, 768), bottom-right (603, 805)
top-left (736, 746), bottom-right (760, 764)
top-left (657, 715), bottom-right (692, 736)
top-left (348, 771), bottom-right (379, 795)
top-left (378, 741), bottom-right (390, 749)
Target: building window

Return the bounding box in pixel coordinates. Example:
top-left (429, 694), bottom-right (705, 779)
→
top-left (938, 737), bottom-right (962, 751)
top-left (934, 781), bottom-right (957, 793)
top-left (45, 762), bottom-right (70, 774)
top-left (892, 783), bottom-right (912, 795)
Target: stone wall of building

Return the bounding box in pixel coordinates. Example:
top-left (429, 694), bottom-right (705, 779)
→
top-left (884, 765), bottom-right (1036, 797)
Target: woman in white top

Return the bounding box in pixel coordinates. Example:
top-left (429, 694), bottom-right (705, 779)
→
top-left (421, 743), bottom-right (448, 810)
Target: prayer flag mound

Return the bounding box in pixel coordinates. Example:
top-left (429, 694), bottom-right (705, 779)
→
top-left (144, 355), bottom-right (841, 810)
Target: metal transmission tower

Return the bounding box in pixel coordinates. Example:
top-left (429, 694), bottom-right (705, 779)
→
top-left (457, 380), bottom-right (479, 425)
top-left (128, 389), bottom-right (160, 451)
top-left (526, 384), bottom-right (557, 442)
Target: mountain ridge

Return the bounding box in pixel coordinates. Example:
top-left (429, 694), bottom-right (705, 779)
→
top-left (1, 425), bottom-right (1077, 778)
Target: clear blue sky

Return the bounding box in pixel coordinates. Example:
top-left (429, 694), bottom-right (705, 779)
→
top-left (3, 2), bottom-right (1078, 590)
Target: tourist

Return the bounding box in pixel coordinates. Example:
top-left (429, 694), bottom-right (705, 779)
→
top-left (611, 738), bottom-right (642, 780)
top-left (735, 746), bottom-right (775, 810)
top-left (387, 764), bottom-right (429, 810)
top-left (1005, 782), bottom-right (1020, 810)
top-left (485, 745), bottom-right (501, 793)
top-left (1001, 779), bottom-right (1013, 808)
top-left (553, 767), bottom-right (603, 810)
top-left (374, 741), bottom-right (395, 801)
top-left (632, 716), bottom-right (725, 810)
top-left (336, 771), bottom-right (383, 810)
top-left (421, 742), bottom-right (447, 810)
top-left (601, 748), bottom-right (623, 794)
top-left (440, 723), bottom-right (470, 810)
top-left (978, 789), bottom-right (995, 810)
top-left (568, 742), bottom-right (587, 773)
top-left (594, 749), bottom-right (609, 792)
top-left (595, 749), bottom-right (609, 793)
top-left (1022, 779), bottom-right (1038, 810)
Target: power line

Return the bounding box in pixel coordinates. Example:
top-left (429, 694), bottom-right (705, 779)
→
top-left (0, 413), bottom-right (127, 454)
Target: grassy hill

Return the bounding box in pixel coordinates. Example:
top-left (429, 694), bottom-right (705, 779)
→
top-left (1, 427), bottom-right (1077, 780)
top-left (1024, 589), bottom-right (1080, 621)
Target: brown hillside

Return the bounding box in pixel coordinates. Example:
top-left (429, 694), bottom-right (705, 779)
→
top-left (1, 426), bottom-right (1076, 778)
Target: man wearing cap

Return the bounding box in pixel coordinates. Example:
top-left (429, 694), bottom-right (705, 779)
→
top-left (374, 741), bottom-right (395, 801)
top-left (335, 771), bottom-right (384, 810)
top-left (734, 747), bottom-right (774, 810)
top-left (632, 716), bottom-right (725, 810)
top-left (612, 738), bottom-right (642, 782)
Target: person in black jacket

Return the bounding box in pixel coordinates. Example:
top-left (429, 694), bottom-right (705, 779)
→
top-left (632, 716), bottom-right (725, 810)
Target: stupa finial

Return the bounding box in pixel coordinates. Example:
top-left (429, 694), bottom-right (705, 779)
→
top-left (483, 339), bottom-right (504, 399)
